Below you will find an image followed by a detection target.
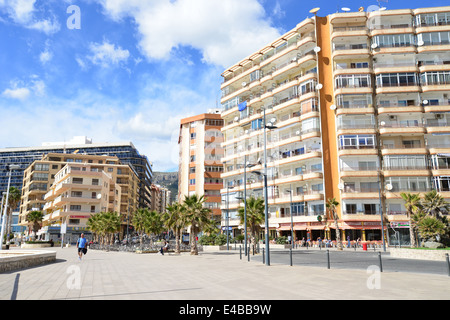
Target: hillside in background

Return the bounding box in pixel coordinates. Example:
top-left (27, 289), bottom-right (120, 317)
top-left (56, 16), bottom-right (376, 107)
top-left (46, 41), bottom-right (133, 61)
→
top-left (153, 172), bottom-right (178, 202)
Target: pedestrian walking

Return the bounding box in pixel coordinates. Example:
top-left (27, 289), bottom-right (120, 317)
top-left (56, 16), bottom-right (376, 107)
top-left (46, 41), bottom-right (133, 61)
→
top-left (76, 233), bottom-right (87, 261)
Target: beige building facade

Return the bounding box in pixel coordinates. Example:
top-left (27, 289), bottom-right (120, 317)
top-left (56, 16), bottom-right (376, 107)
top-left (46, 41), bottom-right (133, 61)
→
top-left (219, 6), bottom-right (450, 245)
top-left (19, 153), bottom-right (139, 240)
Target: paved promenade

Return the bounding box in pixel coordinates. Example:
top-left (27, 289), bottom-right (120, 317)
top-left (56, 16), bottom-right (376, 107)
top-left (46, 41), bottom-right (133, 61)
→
top-left (0, 246), bottom-right (449, 300)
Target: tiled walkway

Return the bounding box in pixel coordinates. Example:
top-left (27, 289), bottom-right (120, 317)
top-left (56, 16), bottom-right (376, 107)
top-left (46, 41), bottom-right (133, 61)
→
top-left (0, 247), bottom-right (449, 300)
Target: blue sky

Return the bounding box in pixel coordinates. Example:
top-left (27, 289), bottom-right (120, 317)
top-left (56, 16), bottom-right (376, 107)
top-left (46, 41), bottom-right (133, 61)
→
top-left (0, 0), bottom-right (448, 172)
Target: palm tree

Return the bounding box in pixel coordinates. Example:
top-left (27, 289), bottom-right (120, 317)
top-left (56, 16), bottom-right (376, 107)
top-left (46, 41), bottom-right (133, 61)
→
top-left (164, 202), bottom-right (187, 254)
top-left (132, 208), bottom-right (150, 248)
top-left (400, 192), bottom-right (421, 247)
top-left (145, 210), bottom-right (165, 246)
top-left (183, 194), bottom-right (212, 255)
top-left (26, 211), bottom-right (44, 241)
top-left (87, 213), bottom-right (102, 243)
top-left (102, 211), bottom-right (122, 245)
top-left (237, 196), bottom-right (265, 253)
top-left (6, 187), bottom-right (21, 243)
top-left (422, 190), bottom-right (449, 220)
top-left (326, 197), bottom-right (343, 250)
top-left (87, 211), bottom-right (121, 245)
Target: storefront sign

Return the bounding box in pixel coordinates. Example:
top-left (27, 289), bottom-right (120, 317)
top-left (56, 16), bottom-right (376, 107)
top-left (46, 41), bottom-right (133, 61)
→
top-left (390, 222), bottom-right (410, 228)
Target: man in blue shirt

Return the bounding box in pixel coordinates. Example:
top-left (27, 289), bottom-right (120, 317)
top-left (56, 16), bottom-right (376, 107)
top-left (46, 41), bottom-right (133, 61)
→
top-left (77, 233), bottom-right (87, 261)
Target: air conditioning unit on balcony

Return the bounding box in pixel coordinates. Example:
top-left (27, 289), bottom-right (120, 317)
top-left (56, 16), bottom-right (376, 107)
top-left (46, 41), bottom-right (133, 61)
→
top-left (389, 115), bottom-right (397, 121)
top-left (435, 114), bottom-right (444, 119)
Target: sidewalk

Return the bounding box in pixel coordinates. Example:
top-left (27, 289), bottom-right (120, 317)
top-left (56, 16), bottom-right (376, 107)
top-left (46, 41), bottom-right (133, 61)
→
top-left (0, 246), bottom-right (449, 300)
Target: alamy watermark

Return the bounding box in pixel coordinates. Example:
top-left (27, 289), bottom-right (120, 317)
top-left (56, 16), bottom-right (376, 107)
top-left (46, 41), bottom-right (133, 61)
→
top-left (67, 5), bottom-right (81, 30)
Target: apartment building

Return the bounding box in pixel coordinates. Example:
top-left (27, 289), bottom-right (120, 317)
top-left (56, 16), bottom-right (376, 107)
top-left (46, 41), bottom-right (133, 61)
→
top-left (219, 6), bottom-right (450, 244)
top-left (178, 110), bottom-right (224, 222)
top-left (0, 136), bottom-right (153, 210)
top-left (150, 184), bottom-right (171, 213)
top-left (19, 153), bottom-right (140, 240)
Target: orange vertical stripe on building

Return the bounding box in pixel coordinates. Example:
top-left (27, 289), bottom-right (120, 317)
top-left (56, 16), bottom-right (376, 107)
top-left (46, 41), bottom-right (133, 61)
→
top-left (316, 16), bottom-right (341, 215)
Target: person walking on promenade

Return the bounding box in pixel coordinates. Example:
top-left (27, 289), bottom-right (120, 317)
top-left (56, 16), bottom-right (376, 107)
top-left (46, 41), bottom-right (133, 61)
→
top-left (77, 233), bottom-right (87, 261)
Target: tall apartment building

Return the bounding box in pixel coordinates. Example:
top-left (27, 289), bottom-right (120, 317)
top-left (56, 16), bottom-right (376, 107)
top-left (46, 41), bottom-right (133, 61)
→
top-left (19, 153), bottom-right (139, 240)
top-left (219, 6), bottom-right (450, 244)
top-left (178, 110), bottom-right (224, 221)
top-left (0, 136), bottom-right (153, 209)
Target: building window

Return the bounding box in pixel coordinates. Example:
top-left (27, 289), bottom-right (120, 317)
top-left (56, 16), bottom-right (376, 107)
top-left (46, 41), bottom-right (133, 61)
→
top-left (72, 177), bottom-right (83, 184)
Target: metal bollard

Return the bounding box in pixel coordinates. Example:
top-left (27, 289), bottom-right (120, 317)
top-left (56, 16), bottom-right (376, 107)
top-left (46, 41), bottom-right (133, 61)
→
top-left (240, 245), bottom-right (242, 260)
top-left (262, 248), bottom-right (265, 264)
top-left (327, 250), bottom-right (330, 269)
top-left (446, 253), bottom-right (450, 277)
top-left (378, 252), bottom-right (383, 272)
top-left (290, 247), bottom-right (293, 266)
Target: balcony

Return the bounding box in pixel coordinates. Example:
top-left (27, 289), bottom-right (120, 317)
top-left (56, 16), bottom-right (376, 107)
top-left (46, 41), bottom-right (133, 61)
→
top-left (383, 164), bottom-right (431, 177)
top-left (373, 62), bottom-right (418, 74)
top-left (381, 145), bottom-right (428, 156)
top-left (426, 119), bottom-right (450, 134)
top-left (423, 101), bottom-right (450, 113)
top-left (339, 165), bottom-right (379, 178)
top-left (379, 121), bottom-right (426, 135)
top-left (375, 82), bottom-right (421, 94)
top-left (421, 79), bottom-right (450, 92)
top-left (340, 187), bottom-right (380, 199)
top-left (332, 44), bottom-right (370, 60)
top-left (377, 103), bottom-right (423, 114)
top-left (331, 26), bottom-right (369, 40)
top-left (336, 123), bottom-right (376, 136)
top-left (338, 145), bottom-right (378, 156)
top-left (335, 104), bottom-right (375, 116)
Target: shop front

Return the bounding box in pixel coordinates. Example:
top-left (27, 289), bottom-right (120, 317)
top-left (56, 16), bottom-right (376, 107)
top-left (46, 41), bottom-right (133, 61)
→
top-left (341, 221), bottom-right (387, 243)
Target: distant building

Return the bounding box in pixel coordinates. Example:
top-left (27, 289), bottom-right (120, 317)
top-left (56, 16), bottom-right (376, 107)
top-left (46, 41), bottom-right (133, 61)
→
top-left (0, 136), bottom-right (153, 210)
top-left (178, 109), bottom-right (224, 222)
top-left (20, 153), bottom-right (140, 241)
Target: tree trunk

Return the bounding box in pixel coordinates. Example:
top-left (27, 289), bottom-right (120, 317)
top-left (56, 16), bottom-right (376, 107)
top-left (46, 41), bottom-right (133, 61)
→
top-left (175, 229), bottom-right (181, 254)
top-left (190, 226), bottom-right (198, 255)
top-left (409, 217), bottom-right (416, 247)
top-left (334, 214), bottom-right (343, 250)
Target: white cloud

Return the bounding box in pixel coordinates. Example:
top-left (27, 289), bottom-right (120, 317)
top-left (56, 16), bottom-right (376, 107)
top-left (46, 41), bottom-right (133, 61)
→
top-left (0, 0), bottom-right (60, 34)
top-left (87, 41), bottom-right (130, 68)
top-left (98, 0), bottom-right (282, 68)
top-left (2, 87), bottom-right (30, 100)
top-left (27, 18), bottom-right (60, 35)
top-left (39, 49), bottom-right (53, 64)
top-left (1, 0), bottom-right (35, 23)
top-left (2, 78), bottom-right (45, 100)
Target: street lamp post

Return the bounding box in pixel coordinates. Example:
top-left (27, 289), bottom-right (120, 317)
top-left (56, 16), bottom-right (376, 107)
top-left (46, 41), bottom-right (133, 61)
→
top-left (377, 170), bottom-right (387, 252)
top-left (263, 107), bottom-right (277, 266)
top-left (226, 185), bottom-right (234, 250)
top-left (0, 164), bottom-right (20, 251)
top-left (285, 184), bottom-right (294, 249)
top-left (234, 155), bottom-right (258, 257)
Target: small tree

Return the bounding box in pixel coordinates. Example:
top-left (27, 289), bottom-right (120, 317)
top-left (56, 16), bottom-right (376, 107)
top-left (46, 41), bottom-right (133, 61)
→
top-left (132, 208), bottom-right (150, 248)
top-left (237, 196), bottom-right (265, 253)
top-left (183, 194), bottom-right (212, 255)
top-left (326, 197), bottom-right (342, 250)
top-left (26, 211), bottom-right (44, 241)
top-left (164, 202), bottom-right (187, 254)
top-left (400, 192), bottom-right (421, 247)
top-left (416, 216), bottom-right (447, 244)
